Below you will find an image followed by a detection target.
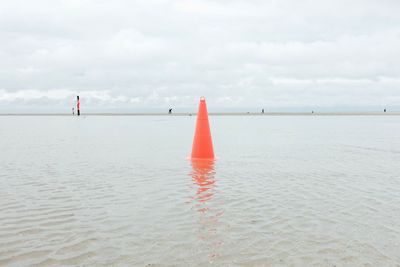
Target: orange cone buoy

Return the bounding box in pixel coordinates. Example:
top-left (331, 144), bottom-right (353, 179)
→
top-left (191, 97), bottom-right (215, 159)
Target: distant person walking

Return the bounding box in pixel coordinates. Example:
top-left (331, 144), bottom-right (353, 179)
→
top-left (77, 96), bottom-right (81, 116)
top-left (169, 108), bottom-right (172, 114)
top-left (384, 108), bottom-right (387, 113)
top-left (262, 109), bottom-right (264, 114)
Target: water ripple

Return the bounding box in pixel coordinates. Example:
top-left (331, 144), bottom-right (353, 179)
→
top-left (1, 116), bottom-right (400, 266)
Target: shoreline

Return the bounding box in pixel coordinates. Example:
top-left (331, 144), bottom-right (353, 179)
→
top-left (0, 112), bottom-right (399, 116)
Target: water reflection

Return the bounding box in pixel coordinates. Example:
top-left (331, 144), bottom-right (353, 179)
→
top-left (191, 159), bottom-right (216, 205)
top-left (190, 159), bottom-right (223, 261)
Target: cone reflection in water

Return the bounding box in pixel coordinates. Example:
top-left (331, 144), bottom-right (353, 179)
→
top-left (191, 97), bottom-right (214, 159)
top-left (190, 158), bottom-right (223, 260)
top-left (191, 159), bottom-right (216, 204)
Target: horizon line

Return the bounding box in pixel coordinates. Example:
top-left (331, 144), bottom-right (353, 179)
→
top-left (0, 112), bottom-right (399, 116)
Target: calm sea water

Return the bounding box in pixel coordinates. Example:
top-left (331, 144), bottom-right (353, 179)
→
top-left (1, 115), bottom-right (400, 266)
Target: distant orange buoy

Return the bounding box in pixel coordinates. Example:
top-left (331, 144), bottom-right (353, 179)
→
top-left (191, 97), bottom-right (215, 159)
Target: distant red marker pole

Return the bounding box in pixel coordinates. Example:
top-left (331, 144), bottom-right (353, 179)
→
top-left (191, 97), bottom-right (214, 159)
top-left (77, 95), bottom-right (80, 116)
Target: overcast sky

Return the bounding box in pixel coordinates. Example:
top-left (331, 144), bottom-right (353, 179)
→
top-left (1, 0), bottom-right (400, 112)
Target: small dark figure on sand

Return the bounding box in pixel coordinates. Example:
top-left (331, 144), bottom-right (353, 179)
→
top-left (384, 108), bottom-right (387, 113)
top-left (169, 108), bottom-right (172, 114)
top-left (77, 96), bottom-right (81, 116)
top-left (312, 110), bottom-right (314, 114)
top-left (262, 109), bottom-right (264, 113)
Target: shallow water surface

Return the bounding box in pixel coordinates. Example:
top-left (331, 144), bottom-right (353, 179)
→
top-left (1, 115), bottom-right (400, 266)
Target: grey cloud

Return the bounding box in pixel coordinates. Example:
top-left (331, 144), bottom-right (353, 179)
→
top-left (0, 0), bottom-right (400, 111)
